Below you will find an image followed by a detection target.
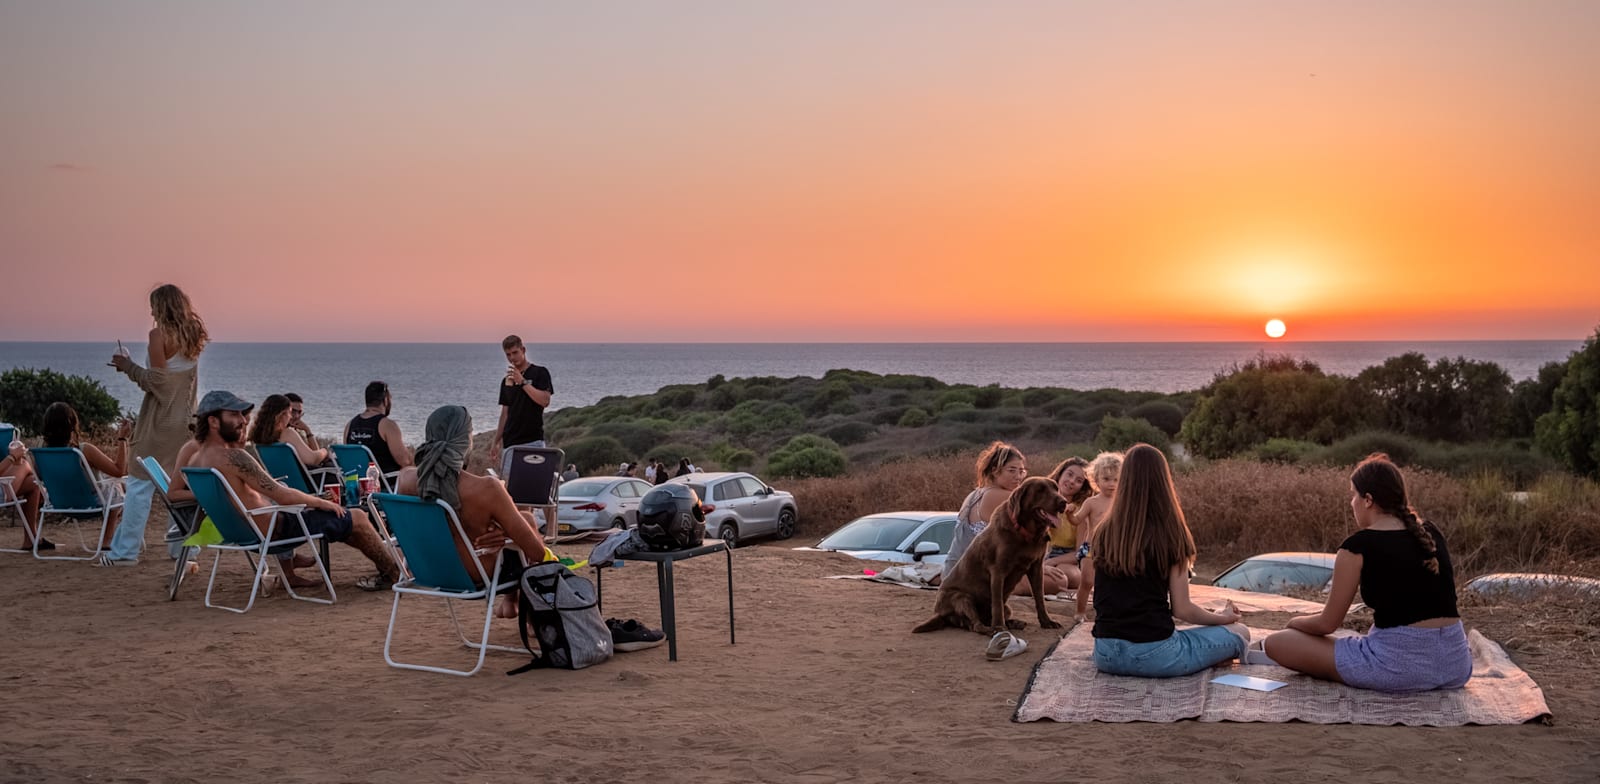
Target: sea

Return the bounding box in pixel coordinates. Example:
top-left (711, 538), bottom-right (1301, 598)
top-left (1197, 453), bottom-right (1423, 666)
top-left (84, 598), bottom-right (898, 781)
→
top-left (0, 340), bottom-right (1582, 443)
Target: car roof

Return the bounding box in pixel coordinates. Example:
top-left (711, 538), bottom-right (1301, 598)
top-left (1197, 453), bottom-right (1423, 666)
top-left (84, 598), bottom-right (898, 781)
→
top-left (1237, 552), bottom-right (1336, 567)
top-left (669, 472), bottom-right (744, 482)
top-left (850, 511), bottom-right (958, 522)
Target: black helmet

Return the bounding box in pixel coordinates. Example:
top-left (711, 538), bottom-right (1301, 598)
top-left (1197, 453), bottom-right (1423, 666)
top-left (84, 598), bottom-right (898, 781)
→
top-left (636, 483), bottom-right (706, 551)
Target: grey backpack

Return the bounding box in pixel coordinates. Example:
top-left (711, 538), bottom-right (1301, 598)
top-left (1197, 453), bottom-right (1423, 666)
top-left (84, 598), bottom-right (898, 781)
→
top-left (509, 561), bottom-right (613, 673)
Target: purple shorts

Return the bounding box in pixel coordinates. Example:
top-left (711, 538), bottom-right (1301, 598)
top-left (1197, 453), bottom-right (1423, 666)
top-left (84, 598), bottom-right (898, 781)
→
top-left (1334, 621), bottom-right (1472, 693)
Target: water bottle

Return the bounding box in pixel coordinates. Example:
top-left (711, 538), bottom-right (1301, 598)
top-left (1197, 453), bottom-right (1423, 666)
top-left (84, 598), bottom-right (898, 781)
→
top-left (343, 470), bottom-right (360, 507)
top-left (366, 463), bottom-right (381, 495)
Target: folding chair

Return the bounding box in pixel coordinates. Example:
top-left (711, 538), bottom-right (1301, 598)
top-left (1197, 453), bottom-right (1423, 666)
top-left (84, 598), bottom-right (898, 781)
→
top-left (502, 445), bottom-right (564, 542)
top-left (255, 442), bottom-right (340, 494)
top-left (377, 492), bottom-right (523, 676)
top-left (329, 443), bottom-right (399, 493)
top-left (27, 447), bottom-right (125, 561)
top-left (181, 466), bottom-right (335, 613)
top-left (141, 456), bottom-right (205, 601)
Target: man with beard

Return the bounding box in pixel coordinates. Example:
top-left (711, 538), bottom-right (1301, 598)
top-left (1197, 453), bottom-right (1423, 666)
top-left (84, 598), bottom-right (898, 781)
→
top-left (187, 391), bottom-right (400, 591)
top-left (343, 381), bottom-right (410, 475)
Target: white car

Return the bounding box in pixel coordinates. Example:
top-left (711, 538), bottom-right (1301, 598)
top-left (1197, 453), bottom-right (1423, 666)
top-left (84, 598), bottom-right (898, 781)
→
top-left (555, 476), bottom-right (657, 534)
top-left (1210, 552), bottom-right (1336, 595)
top-left (663, 471), bottom-right (798, 547)
top-left (797, 512), bottom-right (957, 565)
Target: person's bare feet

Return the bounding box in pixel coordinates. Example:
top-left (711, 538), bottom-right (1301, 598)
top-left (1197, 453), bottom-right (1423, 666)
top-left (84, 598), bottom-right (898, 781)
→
top-left (291, 552), bottom-right (317, 569)
top-left (494, 592), bottom-right (519, 619)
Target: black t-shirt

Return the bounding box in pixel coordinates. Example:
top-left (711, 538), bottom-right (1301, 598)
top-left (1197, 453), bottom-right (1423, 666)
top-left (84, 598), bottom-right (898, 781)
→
top-left (346, 413), bottom-right (402, 474)
top-left (1339, 522), bottom-right (1459, 628)
top-left (1092, 565), bottom-right (1176, 643)
top-left (498, 363), bottom-right (554, 447)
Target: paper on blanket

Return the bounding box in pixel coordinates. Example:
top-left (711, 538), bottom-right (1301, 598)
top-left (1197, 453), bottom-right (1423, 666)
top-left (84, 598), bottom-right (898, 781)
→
top-left (1211, 674), bottom-right (1288, 692)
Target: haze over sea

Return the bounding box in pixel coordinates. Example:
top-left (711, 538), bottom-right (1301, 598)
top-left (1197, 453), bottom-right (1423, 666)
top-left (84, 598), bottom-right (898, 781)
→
top-left (0, 341), bottom-right (1581, 444)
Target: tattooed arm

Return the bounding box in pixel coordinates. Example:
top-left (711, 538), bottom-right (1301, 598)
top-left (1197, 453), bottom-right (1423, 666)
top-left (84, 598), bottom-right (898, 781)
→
top-left (223, 448), bottom-right (340, 512)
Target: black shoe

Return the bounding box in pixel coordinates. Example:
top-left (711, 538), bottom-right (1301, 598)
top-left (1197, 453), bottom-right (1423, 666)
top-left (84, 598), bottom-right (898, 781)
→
top-left (31, 538), bottom-right (56, 552)
top-left (608, 618), bottom-right (665, 652)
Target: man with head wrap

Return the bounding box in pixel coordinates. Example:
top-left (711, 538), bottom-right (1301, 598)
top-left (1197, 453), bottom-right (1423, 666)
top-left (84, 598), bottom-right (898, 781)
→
top-left (396, 405), bottom-right (550, 617)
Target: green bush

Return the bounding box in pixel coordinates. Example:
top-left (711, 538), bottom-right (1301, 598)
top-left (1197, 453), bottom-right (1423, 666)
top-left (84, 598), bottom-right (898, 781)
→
top-left (587, 420), bottom-right (670, 456)
top-left (767, 434), bottom-right (848, 478)
top-left (1535, 328), bottom-right (1600, 477)
top-left (897, 407), bottom-right (931, 428)
top-left (1094, 415), bottom-right (1170, 456)
top-left (1250, 438), bottom-right (1321, 465)
top-left (0, 368), bottom-right (121, 437)
top-left (1312, 431), bottom-right (1425, 468)
top-left (722, 448), bottom-right (757, 472)
top-left (938, 403), bottom-right (979, 422)
top-left (1180, 355), bottom-right (1361, 458)
top-left (561, 436), bottom-right (631, 473)
top-left (822, 420), bottom-right (877, 446)
top-left (1128, 400), bottom-right (1185, 437)
top-left (721, 400), bottom-right (804, 439)
top-left (934, 390), bottom-right (976, 411)
top-left (1352, 352), bottom-right (1514, 441)
top-left (972, 385), bottom-right (1004, 409)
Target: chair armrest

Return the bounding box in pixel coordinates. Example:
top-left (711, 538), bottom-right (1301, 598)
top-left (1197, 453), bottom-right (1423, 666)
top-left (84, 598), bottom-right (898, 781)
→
top-left (248, 503), bottom-right (308, 515)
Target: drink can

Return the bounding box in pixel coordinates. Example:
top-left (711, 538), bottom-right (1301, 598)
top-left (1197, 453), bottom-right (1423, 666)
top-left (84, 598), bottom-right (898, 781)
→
top-left (359, 476), bottom-right (377, 495)
top-left (324, 482), bottom-right (341, 506)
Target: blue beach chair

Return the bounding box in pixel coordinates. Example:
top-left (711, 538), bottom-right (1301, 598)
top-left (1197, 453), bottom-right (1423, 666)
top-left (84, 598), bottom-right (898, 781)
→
top-left (28, 447), bottom-right (125, 561)
top-left (377, 493), bottom-right (521, 676)
top-left (181, 466), bottom-right (335, 613)
top-left (141, 456), bottom-right (205, 601)
top-left (255, 442), bottom-right (339, 494)
top-left (329, 443), bottom-right (399, 494)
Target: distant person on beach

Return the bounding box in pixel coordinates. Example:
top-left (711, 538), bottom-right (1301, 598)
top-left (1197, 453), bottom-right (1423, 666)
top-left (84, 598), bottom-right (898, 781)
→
top-left (643, 460), bottom-right (657, 483)
top-left (561, 463), bottom-right (579, 483)
top-left (1041, 456), bottom-right (1093, 587)
top-left (491, 334), bottom-right (554, 472)
top-left (395, 405), bottom-right (550, 619)
top-left (105, 283), bottom-right (205, 566)
top-left (616, 462), bottom-right (634, 477)
top-left (41, 402), bottom-right (133, 553)
top-left (1259, 454), bottom-right (1471, 692)
top-left (1, 440), bottom-right (46, 551)
top-left (674, 458), bottom-right (692, 478)
top-left (654, 459), bottom-right (670, 485)
top-left (1089, 444), bottom-right (1246, 677)
top-left (284, 393), bottom-right (319, 450)
top-left (1072, 451), bottom-right (1123, 621)
top-left (189, 391), bottom-right (399, 591)
top-left (344, 381), bottom-right (410, 475)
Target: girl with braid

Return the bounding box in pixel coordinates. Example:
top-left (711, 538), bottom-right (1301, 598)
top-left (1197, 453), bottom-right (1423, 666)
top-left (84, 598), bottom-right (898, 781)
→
top-left (1260, 453), bottom-right (1472, 691)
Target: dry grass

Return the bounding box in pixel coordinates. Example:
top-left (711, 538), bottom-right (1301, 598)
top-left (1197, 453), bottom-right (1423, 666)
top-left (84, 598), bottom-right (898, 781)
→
top-left (783, 454), bottom-right (1600, 580)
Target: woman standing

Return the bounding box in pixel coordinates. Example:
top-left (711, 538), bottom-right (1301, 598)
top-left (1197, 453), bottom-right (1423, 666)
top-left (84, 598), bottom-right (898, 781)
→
top-left (103, 284), bottom-right (205, 567)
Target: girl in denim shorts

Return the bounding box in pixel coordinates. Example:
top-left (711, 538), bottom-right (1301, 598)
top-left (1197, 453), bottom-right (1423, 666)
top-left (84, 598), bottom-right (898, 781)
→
top-left (1089, 444), bottom-right (1249, 678)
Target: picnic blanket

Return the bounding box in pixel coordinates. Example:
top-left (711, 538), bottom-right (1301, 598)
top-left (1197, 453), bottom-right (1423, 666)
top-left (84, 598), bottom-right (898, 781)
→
top-left (1014, 623), bottom-right (1551, 726)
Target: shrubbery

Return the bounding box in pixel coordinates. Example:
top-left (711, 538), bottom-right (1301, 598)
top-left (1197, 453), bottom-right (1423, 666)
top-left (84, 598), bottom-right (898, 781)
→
top-left (766, 434), bottom-right (847, 478)
top-left (560, 435), bottom-right (630, 473)
top-left (1128, 400), bottom-right (1185, 437)
top-left (1250, 438), bottom-right (1321, 465)
top-left (1094, 415), bottom-right (1170, 456)
top-left (1180, 355), bottom-right (1359, 458)
top-left (897, 407), bottom-right (930, 427)
top-left (0, 368), bottom-right (121, 437)
top-left (1535, 329), bottom-right (1600, 478)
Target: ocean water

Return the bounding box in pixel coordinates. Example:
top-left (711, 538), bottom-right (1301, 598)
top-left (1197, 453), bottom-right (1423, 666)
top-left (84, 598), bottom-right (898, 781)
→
top-left (0, 340), bottom-right (1581, 444)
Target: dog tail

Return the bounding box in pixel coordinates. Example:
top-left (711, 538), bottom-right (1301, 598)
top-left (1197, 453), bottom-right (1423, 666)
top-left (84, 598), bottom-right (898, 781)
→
top-left (912, 615), bottom-right (946, 633)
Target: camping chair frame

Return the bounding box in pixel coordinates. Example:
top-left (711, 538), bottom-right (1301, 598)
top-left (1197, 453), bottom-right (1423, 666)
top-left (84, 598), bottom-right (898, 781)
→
top-left (502, 445), bottom-right (564, 543)
top-left (377, 493), bottom-right (522, 677)
top-left (24, 447), bottom-right (125, 561)
top-left (140, 456), bottom-right (209, 601)
top-left (329, 443), bottom-right (403, 558)
top-left (181, 467), bottom-right (336, 614)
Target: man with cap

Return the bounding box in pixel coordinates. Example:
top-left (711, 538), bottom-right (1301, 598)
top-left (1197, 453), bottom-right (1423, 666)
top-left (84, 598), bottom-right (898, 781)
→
top-left (187, 391), bottom-right (401, 590)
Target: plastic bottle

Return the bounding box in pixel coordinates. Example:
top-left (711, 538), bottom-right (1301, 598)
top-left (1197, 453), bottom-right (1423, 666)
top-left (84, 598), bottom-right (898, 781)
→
top-left (366, 463), bottom-right (381, 495)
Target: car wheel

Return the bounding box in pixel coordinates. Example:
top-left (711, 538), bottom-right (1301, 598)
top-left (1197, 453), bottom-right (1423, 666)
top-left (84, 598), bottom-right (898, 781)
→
top-left (717, 523), bottom-right (739, 548)
top-left (611, 517), bottom-right (627, 530)
top-left (776, 508), bottom-right (797, 540)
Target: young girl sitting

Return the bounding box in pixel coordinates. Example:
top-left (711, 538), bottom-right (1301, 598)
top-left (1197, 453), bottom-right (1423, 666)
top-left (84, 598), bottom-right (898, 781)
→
top-left (1260, 453), bottom-right (1472, 692)
top-left (1072, 451), bottom-right (1122, 621)
top-left (1089, 444), bottom-right (1246, 677)
top-left (1042, 457), bottom-right (1092, 587)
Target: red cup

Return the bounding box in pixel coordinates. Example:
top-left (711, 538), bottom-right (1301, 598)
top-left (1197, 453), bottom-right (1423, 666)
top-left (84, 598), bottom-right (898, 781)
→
top-left (359, 477), bottom-right (377, 495)
top-left (323, 482), bottom-right (341, 506)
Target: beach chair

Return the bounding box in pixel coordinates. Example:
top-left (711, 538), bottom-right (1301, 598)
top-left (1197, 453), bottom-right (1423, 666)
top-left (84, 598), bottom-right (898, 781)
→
top-left (181, 466), bottom-right (335, 613)
top-left (329, 443), bottom-right (399, 493)
top-left (255, 442), bottom-right (340, 495)
top-left (502, 445), bottom-right (564, 542)
top-left (27, 447), bottom-right (125, 561)
top-left (377, 492), bottom-right (521, 676)
top-left (141, 456), bottom-right (205, 601)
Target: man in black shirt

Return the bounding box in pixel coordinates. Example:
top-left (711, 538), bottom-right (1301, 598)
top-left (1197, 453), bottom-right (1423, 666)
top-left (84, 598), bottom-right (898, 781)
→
top-left (492, 334), bottom-right (556, 535)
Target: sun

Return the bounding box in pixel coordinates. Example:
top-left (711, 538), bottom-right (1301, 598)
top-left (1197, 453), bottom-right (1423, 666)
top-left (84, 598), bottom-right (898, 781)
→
top-left (1265, 319), bottom-right (1287, 339)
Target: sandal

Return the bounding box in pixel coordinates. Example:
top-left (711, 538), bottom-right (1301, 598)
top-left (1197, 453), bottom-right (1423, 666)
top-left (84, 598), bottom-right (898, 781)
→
top-left (985, 630), bottom-right (1028, 661)
top-left (91, 553), bottom-right (138, 567)
top-left (357, 572), bottom-right (397, 592)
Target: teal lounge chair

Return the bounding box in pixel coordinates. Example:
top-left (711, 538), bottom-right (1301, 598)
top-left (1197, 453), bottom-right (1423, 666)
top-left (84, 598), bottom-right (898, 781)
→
top-left (377, 492), bottom-right (521, 676)
top-left (181, 466), bottom-right (335, 613)
top-left (28, 447), bottom-right (125, 561)
top-left (255, 442), bottom-right (339, 495)
top-left (329, 443), bottom-right (399, 494)
top-left (141, 456), bottom-right (205, 601)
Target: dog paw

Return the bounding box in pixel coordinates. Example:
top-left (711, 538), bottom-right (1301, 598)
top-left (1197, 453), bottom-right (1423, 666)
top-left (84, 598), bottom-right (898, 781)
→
top-left (1005, 619), bottom-right (1027, 631)
top-left (1039, 618), bottom-right (1063, 629)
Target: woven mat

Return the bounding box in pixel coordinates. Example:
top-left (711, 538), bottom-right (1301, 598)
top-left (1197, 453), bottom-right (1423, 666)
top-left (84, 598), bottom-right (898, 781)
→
top-left (1014, 624), bottom-right (1551, 726)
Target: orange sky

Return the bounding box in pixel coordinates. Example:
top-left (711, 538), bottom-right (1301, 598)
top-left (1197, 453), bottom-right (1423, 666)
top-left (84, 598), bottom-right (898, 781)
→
top-left (2, 2), bottom-right (1596, 342)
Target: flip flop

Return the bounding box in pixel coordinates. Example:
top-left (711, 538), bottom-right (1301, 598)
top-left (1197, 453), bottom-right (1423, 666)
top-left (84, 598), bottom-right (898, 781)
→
top-left (356, 572), bottom-right (397, 592)
top-left (985, 631), bottom-right (1028, 661)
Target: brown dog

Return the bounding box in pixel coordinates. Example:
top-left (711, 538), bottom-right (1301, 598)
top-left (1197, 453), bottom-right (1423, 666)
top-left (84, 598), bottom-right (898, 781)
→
top-left (913, 477), bottom-right (1066, 635)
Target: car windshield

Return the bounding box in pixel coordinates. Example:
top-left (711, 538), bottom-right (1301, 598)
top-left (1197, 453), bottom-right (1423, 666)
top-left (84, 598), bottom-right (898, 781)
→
top-left (818, 516), bottom-right (924, 551)
top-left (558, 480), bottom-right (608, 498)
top-left (1214, 560), bottom-right (1333, 594)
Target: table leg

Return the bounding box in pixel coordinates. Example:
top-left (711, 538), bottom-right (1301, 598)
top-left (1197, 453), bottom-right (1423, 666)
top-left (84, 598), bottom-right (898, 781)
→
top-left (595, 565), bottom-right (604, 614)
top-left (725, 545), bottom-right (735, 645)
top-left (658, 559), bottom-right (677, 662)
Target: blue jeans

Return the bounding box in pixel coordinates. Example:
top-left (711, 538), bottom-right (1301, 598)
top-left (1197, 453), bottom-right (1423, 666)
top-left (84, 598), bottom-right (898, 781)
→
top-left (107, 476), bottom-right (155, 561)
top-left (1093, 625), bottom-right (1248, 678)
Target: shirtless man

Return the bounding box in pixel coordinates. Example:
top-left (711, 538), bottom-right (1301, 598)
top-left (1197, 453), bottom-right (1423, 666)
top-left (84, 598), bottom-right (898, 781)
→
top-left (395, 405), bottom-right (548, 617)
top-left (186, 391), bottom-right (400, 591)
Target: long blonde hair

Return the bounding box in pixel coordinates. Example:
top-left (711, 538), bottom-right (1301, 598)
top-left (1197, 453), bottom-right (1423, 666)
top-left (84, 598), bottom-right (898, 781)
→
top-left (1090, 444), bottom-right (1195, 578)
top-left (150, 284), bottom-right (208, 360)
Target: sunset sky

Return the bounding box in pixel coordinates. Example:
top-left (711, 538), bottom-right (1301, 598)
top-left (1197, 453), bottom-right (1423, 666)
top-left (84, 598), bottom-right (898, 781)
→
top-left (2, 1), bottom-right (1596, 343)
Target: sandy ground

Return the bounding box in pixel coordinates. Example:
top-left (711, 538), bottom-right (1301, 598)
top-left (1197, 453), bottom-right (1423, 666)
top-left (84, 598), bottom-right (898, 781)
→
top-left (3, 521), bottom-right (1599, 784)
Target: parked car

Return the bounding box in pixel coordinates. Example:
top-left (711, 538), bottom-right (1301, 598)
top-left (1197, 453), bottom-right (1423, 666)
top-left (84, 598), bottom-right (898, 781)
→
top-left (1464, 572), bottom-right (1600, 600)
top-left (555, 476), bottom-right (657, 534)
top-left (1211, 552), bottom-right (1336, 595)
top-left (662, 471), bottom-right (797, 546)
top-left (796, 512), bottom-right (957, 565)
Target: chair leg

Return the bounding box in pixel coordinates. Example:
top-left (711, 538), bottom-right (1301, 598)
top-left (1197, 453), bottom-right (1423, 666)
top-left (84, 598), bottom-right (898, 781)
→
top-left (384, 592), bottom-right (499, 677)
top-left (167, 544), bottom-right (197, 601)
top-left (281, 535), bottom-right (335, 606)
top-left (203, 547), bottom-right (263, 614)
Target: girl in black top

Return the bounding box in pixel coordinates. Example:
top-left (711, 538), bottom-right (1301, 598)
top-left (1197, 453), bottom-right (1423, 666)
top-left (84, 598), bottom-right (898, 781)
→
top-left (1261, 453), bottom-right (1472, 692)
top-left (1090, 444), bottom-right (1247, 678)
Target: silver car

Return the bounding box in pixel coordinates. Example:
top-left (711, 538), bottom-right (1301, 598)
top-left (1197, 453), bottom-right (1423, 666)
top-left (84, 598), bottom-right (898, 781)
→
top-left (555, 476), bottom-right (657, 534)
top-left (663, 471), bottom-right (798, 547)
top-left (1211, 552), bottom-right (1336, 594)
top-left (798, 512), bottom-right (957, 565)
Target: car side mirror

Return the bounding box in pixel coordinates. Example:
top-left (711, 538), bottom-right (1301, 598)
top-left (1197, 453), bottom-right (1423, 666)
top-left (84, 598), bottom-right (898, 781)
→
top-left (911, 541), bottom-right (940, 561)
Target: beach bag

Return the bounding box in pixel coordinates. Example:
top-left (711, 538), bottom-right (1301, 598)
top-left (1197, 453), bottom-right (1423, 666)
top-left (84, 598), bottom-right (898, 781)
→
top-left (509, 561), bottom-right (613, 673)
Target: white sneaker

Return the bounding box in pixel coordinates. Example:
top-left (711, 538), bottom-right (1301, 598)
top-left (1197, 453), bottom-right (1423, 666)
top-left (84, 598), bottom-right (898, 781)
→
top-left (1243, 639), bottom-right (1278, 666)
